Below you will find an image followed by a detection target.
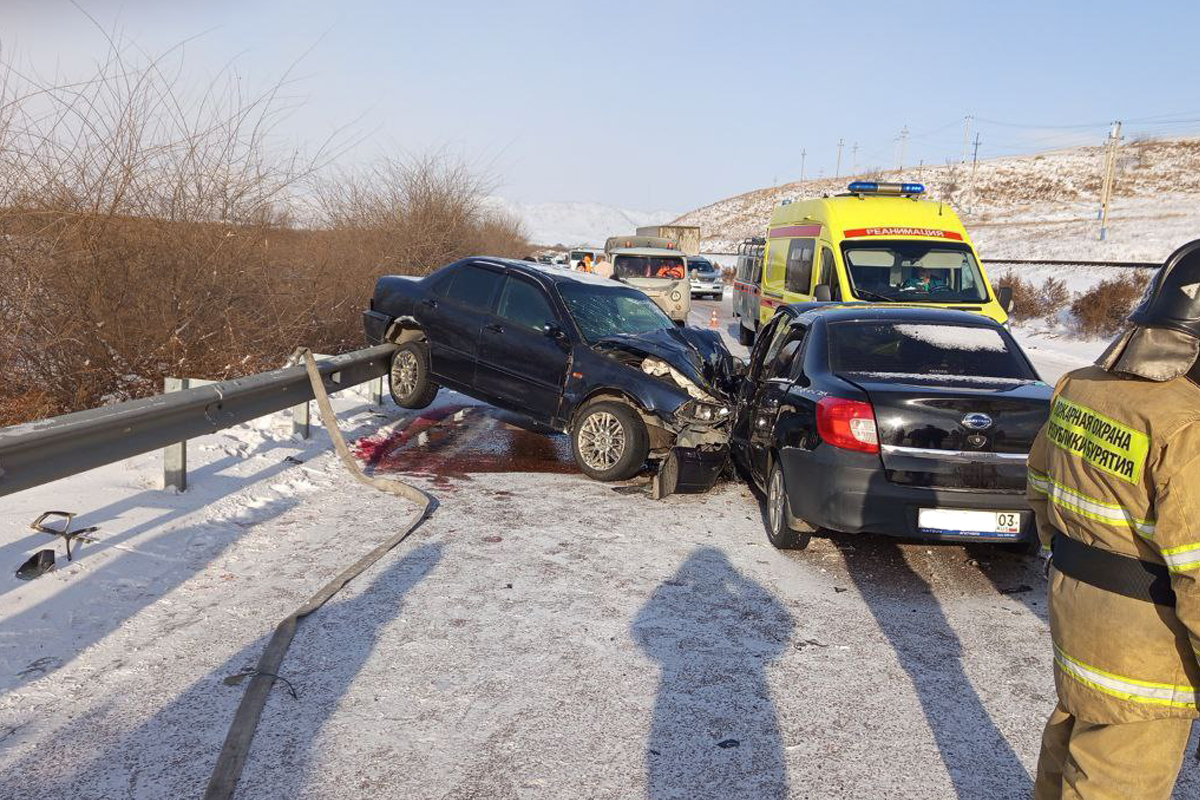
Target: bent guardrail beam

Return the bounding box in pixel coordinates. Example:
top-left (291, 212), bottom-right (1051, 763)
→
top-left (0, 344), bottom-right (396, 499)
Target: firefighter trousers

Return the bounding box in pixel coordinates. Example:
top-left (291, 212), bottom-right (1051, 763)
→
top-left (1034, 702), bottom-right (1194, 800)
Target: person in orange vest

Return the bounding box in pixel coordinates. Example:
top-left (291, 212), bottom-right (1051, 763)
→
top-left (1029, 239), bottom-right (1200, 799)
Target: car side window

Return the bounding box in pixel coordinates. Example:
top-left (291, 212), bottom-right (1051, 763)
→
top-left (748, 318), bottom-right (781, 380)
top-left (786, 239), bottom-right (815, 294)
top-left (446, 264), bottom-right (503, 310)
top-left (765, 325), bottom-right (805, 380)
top-left (428, 268), bottom-right (456, 296)
top-left (497, 276), bottom-right (557, 330)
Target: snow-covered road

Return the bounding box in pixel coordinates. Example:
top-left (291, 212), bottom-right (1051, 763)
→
top-left (0, 297), bottom-right (1196, 799)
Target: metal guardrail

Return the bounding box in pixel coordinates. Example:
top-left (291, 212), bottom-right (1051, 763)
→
top-left (984, 258), bottom-right (1159, 269)
top-left (0, 344), bottom-right (397, 499)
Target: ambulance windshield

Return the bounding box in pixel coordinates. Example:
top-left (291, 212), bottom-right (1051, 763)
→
top-left (841, 242), bottom-right (989, 303)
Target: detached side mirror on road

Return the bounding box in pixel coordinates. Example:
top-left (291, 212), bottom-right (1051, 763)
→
top-left (997, 286), bottom-right (1015, 313)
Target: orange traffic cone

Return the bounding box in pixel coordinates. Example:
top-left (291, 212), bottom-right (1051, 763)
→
top-left (709, 308), bottom-right (720, 330)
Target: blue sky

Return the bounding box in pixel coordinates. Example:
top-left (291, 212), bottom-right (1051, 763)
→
top-left (4, 0), bottom-right (1200, 211)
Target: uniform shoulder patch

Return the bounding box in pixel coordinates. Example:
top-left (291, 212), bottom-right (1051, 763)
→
top-left (1045, 396), bottom-right (1150, 484)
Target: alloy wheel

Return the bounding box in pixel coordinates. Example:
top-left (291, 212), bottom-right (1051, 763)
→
top-left (769, 468), bottom-right (785, 534)
top-left (578, 411), bottom-right (626, 471)
top-left (392, 350), bottom-right (419, 398)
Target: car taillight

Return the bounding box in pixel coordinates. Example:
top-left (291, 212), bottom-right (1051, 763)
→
top-left (816, 397), bottom-right (879, 454)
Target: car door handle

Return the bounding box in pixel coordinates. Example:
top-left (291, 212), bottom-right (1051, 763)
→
top-left (485, 323), bottom-right (504, 333)
top-left (421, 298), bottom-right (438, 309)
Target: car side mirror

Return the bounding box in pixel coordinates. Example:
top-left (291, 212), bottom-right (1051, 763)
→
top-left (543, 322), bottom-right (566, 340)
top-left (813, 284), bottom-right (832, 302)
top-left (997, 286), bottom-right (1015, 313)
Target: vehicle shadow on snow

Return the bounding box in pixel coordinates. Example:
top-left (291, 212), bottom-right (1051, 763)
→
top-left (0, 542), bottom-right (443, 800)
top-left (633, 547), bottom-right (794, 800)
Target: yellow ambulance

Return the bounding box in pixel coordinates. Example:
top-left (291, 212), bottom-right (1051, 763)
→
top-left (753, 181), bottom-right (1011, 334)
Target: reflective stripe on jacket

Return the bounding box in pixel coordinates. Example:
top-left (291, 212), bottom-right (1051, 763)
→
top-left (1027, 365), bottom-right (1200, 723)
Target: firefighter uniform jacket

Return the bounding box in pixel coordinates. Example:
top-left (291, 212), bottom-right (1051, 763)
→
top-left (1027, 365), bottom-right (1200, 722)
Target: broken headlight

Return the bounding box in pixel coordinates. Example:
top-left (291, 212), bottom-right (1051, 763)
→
top-left (679, 400), bottom-right (730, 423)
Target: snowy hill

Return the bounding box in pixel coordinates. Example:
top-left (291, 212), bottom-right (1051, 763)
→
top-left (671, 137), bottom-right (1200, 262)
top-left (485, 197), bottom-right (678, 248)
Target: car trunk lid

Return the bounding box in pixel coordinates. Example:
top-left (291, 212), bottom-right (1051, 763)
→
top-left (840, 374), bottom-right (1052, 490)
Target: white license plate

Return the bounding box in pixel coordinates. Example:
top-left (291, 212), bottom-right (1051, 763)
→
top-left (918, 508), bottom-right (1023, 536)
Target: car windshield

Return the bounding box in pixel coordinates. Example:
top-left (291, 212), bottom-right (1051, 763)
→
top-left (828, 321), bottom-right (1037, 382)
top-left (689, 260), bottom-right (717, 274)
top-left (841, 242), bottom-right (989, 303)
top-left (614, 255), bottom-right (685, 280)
top-left (558, 283), bottom-right (675, 342)
top-left (570, 250), bottom-right (594, 261)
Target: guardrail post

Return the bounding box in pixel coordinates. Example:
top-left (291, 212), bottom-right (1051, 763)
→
top-left (292, 399), bottom-right (310, 439)
top-left (163, 377), bottom-right (189, 491)
top-left (370, 375), bottom-right (384, 406)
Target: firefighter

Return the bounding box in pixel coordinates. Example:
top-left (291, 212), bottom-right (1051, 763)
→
top-left (1029, 239), bottom-right (1200, 799)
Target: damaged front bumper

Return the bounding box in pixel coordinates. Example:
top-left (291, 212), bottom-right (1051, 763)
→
top-left (651, 444), bottom-right (729, 499)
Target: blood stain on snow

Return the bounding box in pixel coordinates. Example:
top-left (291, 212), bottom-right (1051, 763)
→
top-left (355, 404), bottom-right (578, 486)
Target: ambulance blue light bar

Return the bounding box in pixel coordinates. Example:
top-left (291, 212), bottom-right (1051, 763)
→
top-left (847, 181), bottom-right (926, 196)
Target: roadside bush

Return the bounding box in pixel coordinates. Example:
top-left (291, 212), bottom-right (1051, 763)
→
top-left (0, 44), bottom-right (527, 425)
top-left (994, 271), bottom-right (1070, 320)
top-left (1070, 273), bottom-right (1152, 338)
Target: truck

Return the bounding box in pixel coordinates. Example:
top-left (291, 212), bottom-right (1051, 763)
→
top-left (603, 235), bottom-right (691, 324)
top-left (635, 225), bottom-right (701, 256)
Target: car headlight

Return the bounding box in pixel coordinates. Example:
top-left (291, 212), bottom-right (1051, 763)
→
top-left (671, 290), bottom-right (682, 302)
top-left (679, 400), bottom-right (730, 423)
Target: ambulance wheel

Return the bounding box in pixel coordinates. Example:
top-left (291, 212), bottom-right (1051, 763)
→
top-left (738, 323), bottom-right (755, 346)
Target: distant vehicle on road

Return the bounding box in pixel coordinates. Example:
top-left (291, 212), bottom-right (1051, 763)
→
top-left (732, 237), bottom-right (765, 345)
top-left (604, 235), bottom-right (691, 324)
top-left (568, 247), bottom-right (604, 271)
top-left (636, 224), bottom-right (701, 256)
top-left (756, 182), bottom-right (1014, 330)
top-left (733, 303), bottom-right (1050, 550)
top-left (364, 258), bottom-right (741, 491)
top-left (687, 256), bottom-right (723, 299)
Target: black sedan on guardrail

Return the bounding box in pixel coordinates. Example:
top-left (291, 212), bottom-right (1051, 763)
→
top-left (732, 303), bottom-right (1052, 549)
top-left (363, 258), bottom-right (743, 493)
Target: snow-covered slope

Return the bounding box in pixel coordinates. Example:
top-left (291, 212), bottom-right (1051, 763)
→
top-left (672, 137), bottom-right (1200, 261)
top-left (486, 197), bottom-right (678, 247)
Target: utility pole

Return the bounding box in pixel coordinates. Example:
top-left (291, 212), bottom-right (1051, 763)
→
top-left (961, 115), bottom-right (973, 164)
top-left (897, 125), bottom-right (909, 172)
top-left (835, 138), bottom-right (844, 178)
top-left (969, 132), bottom-right (982, 205)
top-left (801, 148), bottom-right (807, 182)
top-left (851, 142), bottom-right (859, 175)
top-left (1099, 121), bottom-right (1123, 241)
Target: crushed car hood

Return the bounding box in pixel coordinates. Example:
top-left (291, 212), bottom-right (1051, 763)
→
top-left (593, 326), bottom-right (742, 400)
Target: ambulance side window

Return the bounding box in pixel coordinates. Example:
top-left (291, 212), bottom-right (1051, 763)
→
top-left (785, 238), bottom-right (815, 295)
top-left (820, 246), bottom-right (841, 300)
top-left (766, 241), bottom-right (788, 286)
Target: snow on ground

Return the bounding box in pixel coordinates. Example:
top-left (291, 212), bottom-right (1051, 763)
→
top-left (0, 299), bottom-right (1195, 799)
top-left (675, 137), bottom-right (1200, 262)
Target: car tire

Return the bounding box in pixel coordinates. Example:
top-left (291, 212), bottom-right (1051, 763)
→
top-left (571, 401), bottom-right (649, 482)
top-left (388, 342), bottom-right (439, 409)
top-left (737, 323), bottom-right (755, 346)
top-left (766, 461), bottom-right (812, 550)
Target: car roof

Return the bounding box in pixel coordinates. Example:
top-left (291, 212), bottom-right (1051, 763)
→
top-left (471, 257), bottom-right (618, 287)
top-left (781, 302), bottom-right (1003, 327)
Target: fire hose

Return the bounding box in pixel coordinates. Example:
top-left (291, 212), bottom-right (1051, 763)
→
top-left (204, 349), bottom-right (434, 800)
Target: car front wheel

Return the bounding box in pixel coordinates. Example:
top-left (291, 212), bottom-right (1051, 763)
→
top-left (766, 461), bottom-right (812, 549)
top-left (388, 342), bottom-right (439, 409)
top-left (571, 401), bottom-right (649, 481)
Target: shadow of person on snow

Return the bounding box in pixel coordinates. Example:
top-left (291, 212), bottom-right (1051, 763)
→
top-left (841, 532), bottom-right (1032, 799)
top-left (633, 547), bottom-right (793, 800)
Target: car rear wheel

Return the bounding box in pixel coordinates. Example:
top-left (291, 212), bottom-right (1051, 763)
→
top-left (737, 323), bottom-right (755, 346)
top-left (766, 462), bottom-right (812, 550)
top-left (388, 342), bottom-right (439, 409)
top-left (571, 401), bottom-right (649, 481)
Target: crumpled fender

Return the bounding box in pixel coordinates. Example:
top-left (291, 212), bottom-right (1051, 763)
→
top-left (593, 326), bottom-right (742, 402)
